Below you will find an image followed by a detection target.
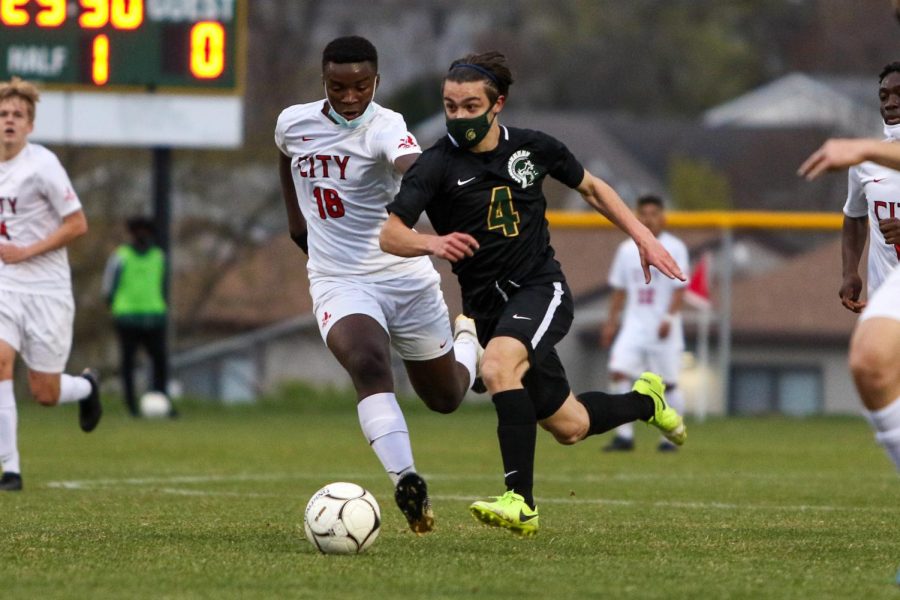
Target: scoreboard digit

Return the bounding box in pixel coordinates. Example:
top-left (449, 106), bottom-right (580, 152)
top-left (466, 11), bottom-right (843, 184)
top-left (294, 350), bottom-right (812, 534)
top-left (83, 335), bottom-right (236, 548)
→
top-left (0, 0), bottom-right (245, 92)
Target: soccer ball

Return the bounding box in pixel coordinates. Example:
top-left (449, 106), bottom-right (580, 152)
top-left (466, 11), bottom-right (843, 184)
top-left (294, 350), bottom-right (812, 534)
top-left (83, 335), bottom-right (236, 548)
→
top-left (139, 391), bottom-right (171, 418)
top-left (303, 482), bottom-right (381, 554)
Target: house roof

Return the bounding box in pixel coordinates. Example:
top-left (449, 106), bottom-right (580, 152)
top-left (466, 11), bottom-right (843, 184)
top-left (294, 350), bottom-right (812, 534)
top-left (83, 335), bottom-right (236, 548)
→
top-left (728, 237), bottom-right (857, 343)
top-left (600, 115), bottom-right (849, 219)
top-left (702, 72), bottom-right (882, 136)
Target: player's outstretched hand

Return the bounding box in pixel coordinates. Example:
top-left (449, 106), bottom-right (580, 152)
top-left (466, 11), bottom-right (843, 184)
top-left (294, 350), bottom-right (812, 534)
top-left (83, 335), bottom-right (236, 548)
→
top-left (797, 139), bottom-right (878, 180)
top-left (427, 232), bottom-right (479, 263)
top-left (839, 273), bottom-right (866, 313)
top-left (638, 236), bottom-right (685, 283)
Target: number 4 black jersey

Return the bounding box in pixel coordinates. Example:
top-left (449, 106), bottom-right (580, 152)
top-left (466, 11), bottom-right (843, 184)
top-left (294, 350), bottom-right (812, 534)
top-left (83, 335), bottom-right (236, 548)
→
top-left (387, 125), bottom-right (585, 318)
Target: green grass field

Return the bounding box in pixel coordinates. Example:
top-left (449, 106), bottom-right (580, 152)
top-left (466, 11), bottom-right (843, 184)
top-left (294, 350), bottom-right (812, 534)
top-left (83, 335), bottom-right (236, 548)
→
top-left (2, 386), bottom-right (899, 599)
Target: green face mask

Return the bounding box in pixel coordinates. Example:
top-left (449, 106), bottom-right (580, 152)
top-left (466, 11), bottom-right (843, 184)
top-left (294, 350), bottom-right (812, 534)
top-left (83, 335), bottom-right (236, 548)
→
top-left (446, 104), bottom-right (496, 149)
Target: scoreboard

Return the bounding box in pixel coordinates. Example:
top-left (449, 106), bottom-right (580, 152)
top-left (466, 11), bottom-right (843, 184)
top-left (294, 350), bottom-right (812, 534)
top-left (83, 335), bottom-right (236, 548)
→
top-left (0, 0), bottom-right (245, 92)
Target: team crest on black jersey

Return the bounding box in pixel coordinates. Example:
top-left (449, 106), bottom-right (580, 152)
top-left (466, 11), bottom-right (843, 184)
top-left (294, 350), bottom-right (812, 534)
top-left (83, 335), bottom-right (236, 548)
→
top-left (507, 150), bottom-right (539, 188)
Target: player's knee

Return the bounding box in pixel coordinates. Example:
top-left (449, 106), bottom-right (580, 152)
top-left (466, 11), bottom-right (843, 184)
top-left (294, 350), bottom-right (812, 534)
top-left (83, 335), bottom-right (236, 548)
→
top-left (345, 350), bottom-right (392, 388)
top-left (540, 412), bottom-right (589, 446)
top-left (552, 430), bottom-right (581, 445)
top-left (480, 356), bottom-right (516, 392)
top-left (849, 337), bottom-right (892, 391)
top-left (419, 391), bottom-right (462, 414)
top-left (546, 422), bottom-right (584, 445)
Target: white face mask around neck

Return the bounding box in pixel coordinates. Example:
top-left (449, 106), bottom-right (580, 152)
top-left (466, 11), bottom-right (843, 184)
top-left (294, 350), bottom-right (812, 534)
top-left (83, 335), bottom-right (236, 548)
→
top-left (324, 79), bottom-right (378, 130)
top-left (884, 122), bottom-right (900, 141)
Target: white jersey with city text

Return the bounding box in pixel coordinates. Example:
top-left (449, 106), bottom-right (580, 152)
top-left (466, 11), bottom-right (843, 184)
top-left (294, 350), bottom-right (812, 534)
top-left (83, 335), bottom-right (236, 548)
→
top-left (275, 100), bottom-right (433, 281)
top-left (845, 158), bottom-right (900, 295)
top-left (608, 231), bottom-right (689, 346)
top-left (0, 143), bottom-right (82, 295)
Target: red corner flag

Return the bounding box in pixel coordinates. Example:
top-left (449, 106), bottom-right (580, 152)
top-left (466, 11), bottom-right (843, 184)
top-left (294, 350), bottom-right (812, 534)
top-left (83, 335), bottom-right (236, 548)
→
top-left (684, 252), bottom-right (712, 310)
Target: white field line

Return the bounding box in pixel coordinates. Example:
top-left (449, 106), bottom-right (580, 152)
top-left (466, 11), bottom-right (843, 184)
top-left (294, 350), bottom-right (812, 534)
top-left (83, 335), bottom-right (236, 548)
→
top-left (46, 470), bottom-right (895, 489)
top-left (44, 472), bottom-right (900, 513)
top-left (158, 487), bottom-right (279, 498)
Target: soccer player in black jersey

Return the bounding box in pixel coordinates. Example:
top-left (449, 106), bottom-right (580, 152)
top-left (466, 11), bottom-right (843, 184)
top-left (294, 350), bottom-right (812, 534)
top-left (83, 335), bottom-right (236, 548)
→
top-left (380, 51), bottom-right (687, 536)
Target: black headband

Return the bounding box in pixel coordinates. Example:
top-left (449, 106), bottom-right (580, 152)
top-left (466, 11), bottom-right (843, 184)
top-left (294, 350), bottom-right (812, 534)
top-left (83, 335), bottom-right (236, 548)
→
top-left (449, 63), bottom-right (499, 86)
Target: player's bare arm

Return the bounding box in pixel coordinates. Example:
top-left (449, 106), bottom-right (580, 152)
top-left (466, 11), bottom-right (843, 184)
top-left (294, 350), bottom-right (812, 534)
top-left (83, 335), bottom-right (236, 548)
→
top-left (798, 139), bottom-right (900, 179)
top-left (840, 215), bottom-right (868, 313)
top-left (0, 210), bottom-right (87, 265)
top-left (278, 151), bottom-right (308, 253)
top-left (379, 213), bottom-right (478, 262)
top-left (575, 170), bottom-right (685, 283)
top-left (393, 152), bottom-right (420, 175)
top-left (601, 288), bottom-right (625, 348)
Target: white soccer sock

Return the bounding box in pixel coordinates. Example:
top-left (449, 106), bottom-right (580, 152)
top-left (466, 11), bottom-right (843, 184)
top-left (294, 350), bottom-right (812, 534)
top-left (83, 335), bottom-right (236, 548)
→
top-left (0, 380), bottom-right (20, 474)
top-left (357, 392), bottom-right (415, 485)
top-left (453, 337), bottom-right (478, 389)
top-left (865, 397), bottom-right (900, 472)
top-left (58, 373), bottom-right (92, 404)
top-left (611, 379), bottom-right (634, 440)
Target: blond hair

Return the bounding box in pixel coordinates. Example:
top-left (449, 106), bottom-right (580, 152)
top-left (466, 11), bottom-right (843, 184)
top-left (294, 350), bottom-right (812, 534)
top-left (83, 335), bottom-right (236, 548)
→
top-left (0, 77), bottom-right (40, 123)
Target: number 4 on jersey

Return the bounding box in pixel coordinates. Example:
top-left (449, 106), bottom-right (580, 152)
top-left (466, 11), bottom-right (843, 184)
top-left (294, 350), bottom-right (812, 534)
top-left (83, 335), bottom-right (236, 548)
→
top-left (487, 186), bottom-right (520, 237)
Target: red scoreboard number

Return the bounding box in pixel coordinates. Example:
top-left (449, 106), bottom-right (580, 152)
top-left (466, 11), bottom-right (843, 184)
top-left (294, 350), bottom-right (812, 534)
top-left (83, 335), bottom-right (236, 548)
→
top-left (0, 0), bottom-right (242, 91)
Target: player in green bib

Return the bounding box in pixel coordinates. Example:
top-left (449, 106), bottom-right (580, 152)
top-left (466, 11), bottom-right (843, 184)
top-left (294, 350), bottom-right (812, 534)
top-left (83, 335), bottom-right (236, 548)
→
top-left (103, 216), bottom-right (170, 417)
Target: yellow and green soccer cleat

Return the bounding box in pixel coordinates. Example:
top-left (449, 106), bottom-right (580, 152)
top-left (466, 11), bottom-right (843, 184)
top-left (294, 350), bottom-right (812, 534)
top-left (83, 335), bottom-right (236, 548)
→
top-left (469, 491), bottom-right (539, 536)
top-left (633, 372), bottom-right (686, 446)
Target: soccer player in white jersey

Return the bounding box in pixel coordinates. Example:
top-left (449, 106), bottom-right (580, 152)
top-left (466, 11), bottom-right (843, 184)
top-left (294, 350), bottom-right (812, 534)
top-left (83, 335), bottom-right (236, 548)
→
top-left (798, 60), bottom-right (900, 479)
top-left (839, 62), bottom-right (900, 313)
top-left (274, 37), bottom-right (480, 534)
top-left (0, 78), bottom-right (101, 492)
top-left (601, 195), bottom-right (689, 452)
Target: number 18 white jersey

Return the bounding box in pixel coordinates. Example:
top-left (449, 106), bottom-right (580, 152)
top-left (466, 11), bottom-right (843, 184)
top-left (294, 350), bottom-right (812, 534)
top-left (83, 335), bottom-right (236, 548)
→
top-left (845, 158), bottom-right (900, 296)
top-left (608, 231), bottom-right (689, 346)
top-left (275, 100), bottom-right (433, 281)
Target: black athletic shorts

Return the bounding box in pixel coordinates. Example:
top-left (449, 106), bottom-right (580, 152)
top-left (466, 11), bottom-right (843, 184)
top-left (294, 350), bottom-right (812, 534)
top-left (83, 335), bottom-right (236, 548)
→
top-left (475, 281), bottom-right (574, 420)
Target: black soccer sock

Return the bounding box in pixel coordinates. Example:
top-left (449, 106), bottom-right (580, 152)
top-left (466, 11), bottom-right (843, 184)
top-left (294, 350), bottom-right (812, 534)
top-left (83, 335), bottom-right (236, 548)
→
top-left (576, 391), bottom-right (654, 437)
top-left (492, 389), bottom-right (537, 509)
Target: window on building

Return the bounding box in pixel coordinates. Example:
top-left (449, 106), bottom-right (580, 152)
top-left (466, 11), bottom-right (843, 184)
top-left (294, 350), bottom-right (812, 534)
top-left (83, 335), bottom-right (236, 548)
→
top-left (729, 366), bottom-right (822, 416)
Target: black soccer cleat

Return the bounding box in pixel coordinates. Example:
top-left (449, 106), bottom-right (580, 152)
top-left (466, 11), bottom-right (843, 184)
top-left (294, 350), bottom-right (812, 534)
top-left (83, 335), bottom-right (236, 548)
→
top-left (79, 369), bottom-right (102, 433)
top-left (603, 436), bottom-right (635, 452)
top-left (394, 472), bottom-right (434, 535)
top-left (0, 472), bottom-right (22, 491)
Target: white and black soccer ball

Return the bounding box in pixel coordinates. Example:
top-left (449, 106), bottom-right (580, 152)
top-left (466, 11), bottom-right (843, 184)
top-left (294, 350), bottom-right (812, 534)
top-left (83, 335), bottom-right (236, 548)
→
top-left (303, 482), bottom-right (381, 555)
top-left (139, 391), bottom-right (171, 418)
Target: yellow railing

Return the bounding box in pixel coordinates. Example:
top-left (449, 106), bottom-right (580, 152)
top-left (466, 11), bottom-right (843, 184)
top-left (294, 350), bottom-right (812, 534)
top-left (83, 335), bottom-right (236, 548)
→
top-left (547, 210), bottom-right (844, 230)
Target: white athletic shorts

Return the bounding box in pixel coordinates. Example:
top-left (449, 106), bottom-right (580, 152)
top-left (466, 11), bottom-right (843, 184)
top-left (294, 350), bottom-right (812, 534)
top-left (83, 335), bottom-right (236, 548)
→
top-left (309, 269), bottom-right (453, 361)
top-left (861, 267), bottom-right (900, 323)
top-left (0, 289), bottom-right (74, 372)
top-left (609, 332), bottom-right (682, 383)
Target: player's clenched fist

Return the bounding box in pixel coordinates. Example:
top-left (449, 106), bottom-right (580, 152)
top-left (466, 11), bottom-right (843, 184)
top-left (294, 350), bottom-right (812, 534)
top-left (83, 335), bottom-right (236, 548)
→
top-left (0, 243), bottom-right (32, 265)
top-left (426, 232), bottom-right (479, 262)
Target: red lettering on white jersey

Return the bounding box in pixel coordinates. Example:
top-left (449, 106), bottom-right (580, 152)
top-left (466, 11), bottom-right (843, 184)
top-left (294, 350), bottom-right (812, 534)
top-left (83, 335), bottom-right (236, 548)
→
top-left (296, 154), bottom-right (351, 181)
